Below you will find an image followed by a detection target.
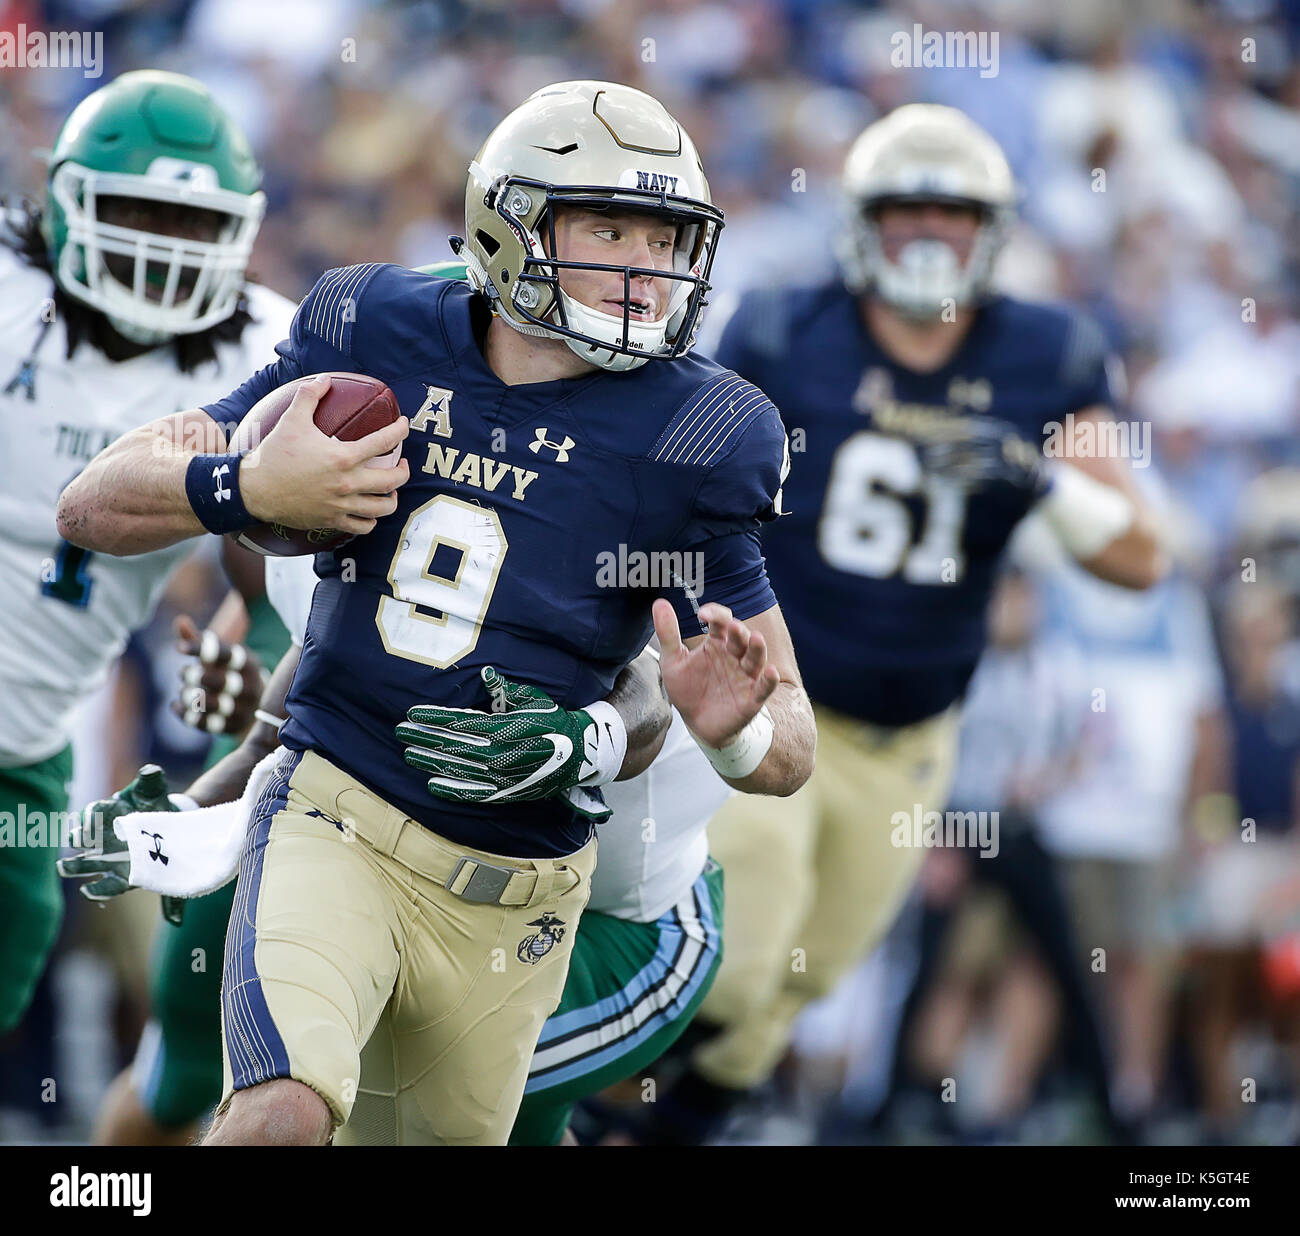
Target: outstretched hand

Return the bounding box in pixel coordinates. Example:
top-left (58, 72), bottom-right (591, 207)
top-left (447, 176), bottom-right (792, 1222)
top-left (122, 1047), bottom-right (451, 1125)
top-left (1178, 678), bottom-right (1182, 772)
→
top-left (652, 599), bottom-right (779, 748)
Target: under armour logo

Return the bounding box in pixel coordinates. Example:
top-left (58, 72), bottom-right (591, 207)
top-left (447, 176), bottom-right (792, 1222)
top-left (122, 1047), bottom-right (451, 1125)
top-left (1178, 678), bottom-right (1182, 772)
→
top-left (142, 831), bottom-right (169, 865)
top-left (529, 427), bottom-right (575, 462)
top-left (212, 463), bottom-right (231, 503)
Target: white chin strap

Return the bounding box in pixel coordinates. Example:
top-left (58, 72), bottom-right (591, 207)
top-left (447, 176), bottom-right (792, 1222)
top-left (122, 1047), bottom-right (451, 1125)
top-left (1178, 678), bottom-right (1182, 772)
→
top-left (837, 209), bottom-right (1005, 320)
top-left (556, 289), bottom-right (669, 373)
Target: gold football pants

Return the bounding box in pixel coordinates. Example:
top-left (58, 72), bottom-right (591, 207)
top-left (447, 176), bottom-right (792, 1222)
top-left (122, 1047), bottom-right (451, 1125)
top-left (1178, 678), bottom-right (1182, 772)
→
top-left (218, 749), bottom-right (595, 1144)
top-left (694, 703), bottom-right (959, 1090)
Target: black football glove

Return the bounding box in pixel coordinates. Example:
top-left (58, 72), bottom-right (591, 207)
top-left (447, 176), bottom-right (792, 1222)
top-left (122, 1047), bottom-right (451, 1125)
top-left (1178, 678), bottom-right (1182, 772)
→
top-left (916, 417), bottom-right (1050, 498)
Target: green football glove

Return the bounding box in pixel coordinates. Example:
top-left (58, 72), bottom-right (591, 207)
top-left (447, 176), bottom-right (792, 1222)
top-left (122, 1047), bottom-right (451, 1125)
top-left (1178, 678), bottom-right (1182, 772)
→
top-left (58, 764), bottom-right (187, 926)
top-left (397, 667), bottom-right (622, 821)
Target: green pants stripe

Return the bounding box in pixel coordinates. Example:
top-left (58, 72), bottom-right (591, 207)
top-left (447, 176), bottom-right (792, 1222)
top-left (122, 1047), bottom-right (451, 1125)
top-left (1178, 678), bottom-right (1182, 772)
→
top-left (0, 745), bottom-right (73, 1034)
top-left (134, 592), bottom-right (290, 1126)
top-left (509, 861), bottom-right (724, 1146)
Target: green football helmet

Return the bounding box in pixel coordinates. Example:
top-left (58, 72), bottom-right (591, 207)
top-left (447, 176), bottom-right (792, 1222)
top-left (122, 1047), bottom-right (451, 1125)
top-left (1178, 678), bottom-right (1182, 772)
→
top-left (41, 70), bottom-right (265, 343)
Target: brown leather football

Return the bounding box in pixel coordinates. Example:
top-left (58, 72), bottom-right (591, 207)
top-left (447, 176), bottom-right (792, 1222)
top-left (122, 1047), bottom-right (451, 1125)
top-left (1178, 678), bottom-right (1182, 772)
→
top-left (225, 372), bottom-right (401, 557)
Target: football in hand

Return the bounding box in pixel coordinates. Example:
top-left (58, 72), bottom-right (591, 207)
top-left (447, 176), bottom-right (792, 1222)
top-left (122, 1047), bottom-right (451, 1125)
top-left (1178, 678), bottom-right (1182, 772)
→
top-left (226, 372), bottom-right (402, 556)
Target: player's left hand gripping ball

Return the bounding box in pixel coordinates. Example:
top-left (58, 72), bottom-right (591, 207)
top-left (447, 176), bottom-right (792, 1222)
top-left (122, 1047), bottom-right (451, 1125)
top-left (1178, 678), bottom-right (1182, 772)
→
top-left (398, 667), bottom-right (616, 814)
top-left (58, 765), bottom-right (187, 926)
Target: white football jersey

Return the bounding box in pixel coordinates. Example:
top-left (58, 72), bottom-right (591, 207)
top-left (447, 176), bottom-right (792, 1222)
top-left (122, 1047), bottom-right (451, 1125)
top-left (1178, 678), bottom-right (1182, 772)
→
top-left (0, 245), bottom-right (295, 765)
top-left (265, 553), bottom-right (318, 651)
top-left (592, 710), bottom-right (732, 922)
top-left (265, 552), bottom-right (730, 923)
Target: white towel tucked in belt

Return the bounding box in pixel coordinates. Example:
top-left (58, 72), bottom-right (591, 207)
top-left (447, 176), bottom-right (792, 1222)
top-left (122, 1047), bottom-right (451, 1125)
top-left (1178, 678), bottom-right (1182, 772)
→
top-left (110, 749), bottom-right (282, 898)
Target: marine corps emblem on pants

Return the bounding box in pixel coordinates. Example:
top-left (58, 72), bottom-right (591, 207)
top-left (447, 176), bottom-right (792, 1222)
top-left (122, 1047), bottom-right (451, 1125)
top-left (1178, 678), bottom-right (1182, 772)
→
top-left (517, 912), bottom-right (566, 964)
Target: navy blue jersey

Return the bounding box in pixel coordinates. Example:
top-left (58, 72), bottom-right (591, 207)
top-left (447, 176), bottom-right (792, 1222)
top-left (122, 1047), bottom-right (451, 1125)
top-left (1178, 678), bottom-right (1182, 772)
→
top-left (204, 264), bottom-right (786, 856)
top-left (713, 279), bottom-right (1114, 727)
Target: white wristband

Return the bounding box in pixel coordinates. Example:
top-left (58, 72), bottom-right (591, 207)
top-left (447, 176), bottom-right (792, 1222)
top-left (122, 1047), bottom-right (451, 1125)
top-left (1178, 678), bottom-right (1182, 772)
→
top-left (1038, 463), bottom-right (1136, 560)
top-left (691, 706), bottom-right (774, 780)
top-left (577, 700), bottom-right (628, 787)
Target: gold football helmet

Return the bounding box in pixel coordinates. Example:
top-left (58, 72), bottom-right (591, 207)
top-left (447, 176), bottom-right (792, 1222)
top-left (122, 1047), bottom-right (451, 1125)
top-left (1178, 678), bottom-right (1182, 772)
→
top-left (457, 81), bottom-right (723, 373)
top-left (836, 104), bottom-right (1016, 318)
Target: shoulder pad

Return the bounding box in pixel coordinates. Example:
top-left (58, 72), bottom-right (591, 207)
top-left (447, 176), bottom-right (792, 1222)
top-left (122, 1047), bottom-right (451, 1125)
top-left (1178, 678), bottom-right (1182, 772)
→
top-left (296, 263), bottom-right (386, 355)
top-left (650, 371), bottom-right (779, 467)
top-left (1059, 309), bottom-right (1109, 391)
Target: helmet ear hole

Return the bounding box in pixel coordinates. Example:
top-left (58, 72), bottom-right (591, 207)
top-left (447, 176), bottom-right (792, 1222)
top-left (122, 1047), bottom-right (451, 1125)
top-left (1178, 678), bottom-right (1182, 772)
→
top-left (476, 230), bottom-right (500, 259)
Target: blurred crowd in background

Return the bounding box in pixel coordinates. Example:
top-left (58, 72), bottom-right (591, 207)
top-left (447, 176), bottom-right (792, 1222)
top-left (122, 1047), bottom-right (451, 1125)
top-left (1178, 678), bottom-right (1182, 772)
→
top-left (2, 0), bottom-right (1300, 1144)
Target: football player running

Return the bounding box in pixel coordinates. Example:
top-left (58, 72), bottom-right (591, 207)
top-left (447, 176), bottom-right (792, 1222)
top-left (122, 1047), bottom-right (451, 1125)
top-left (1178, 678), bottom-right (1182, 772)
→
top-left (57, 82), bottom-right (816, 1145)
top-left (643, 104), bottom-right (1167, 1144)
top-left (66, 540), bottom-right (739, 1147)
top-left (0, 70), bottom-right (292, 1037)
top-left (70, 266), bottom-right (740, 1150)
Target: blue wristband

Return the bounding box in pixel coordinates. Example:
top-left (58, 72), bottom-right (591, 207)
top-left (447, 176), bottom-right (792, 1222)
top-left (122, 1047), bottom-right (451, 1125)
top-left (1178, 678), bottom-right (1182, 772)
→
top-left (186, 453), bottom-right (255, 535)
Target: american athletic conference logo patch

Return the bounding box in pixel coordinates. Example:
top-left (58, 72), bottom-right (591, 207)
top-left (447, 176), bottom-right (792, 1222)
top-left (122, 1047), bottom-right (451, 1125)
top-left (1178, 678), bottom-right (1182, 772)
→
top-left (517, 912), bottom-right (566, 964)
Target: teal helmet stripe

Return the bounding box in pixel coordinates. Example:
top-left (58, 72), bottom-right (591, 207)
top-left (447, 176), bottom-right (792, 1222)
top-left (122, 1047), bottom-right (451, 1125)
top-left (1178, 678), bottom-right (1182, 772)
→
top-left (414, 260), bottom-right (469, 280)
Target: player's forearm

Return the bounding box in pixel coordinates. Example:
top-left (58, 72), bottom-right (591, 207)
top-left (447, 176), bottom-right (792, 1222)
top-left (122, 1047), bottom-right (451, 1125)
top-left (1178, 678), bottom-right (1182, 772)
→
top-left (1076, 507), bottom-right (1166, 590)
top-left (207, 589), bottom-right (252, 645)
top-left (723, 679), bottom-right (816, 797)
top-left (184, 645), bottom-right (298, 806)
top-left (56, 412), bottom-right (224, 555)
top-left (184, 721), bottom-right (279, 808)
top-left (608, 648), bottom-right (671, 781)
top-left (1040, 441), bottom-right (1167, 590)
